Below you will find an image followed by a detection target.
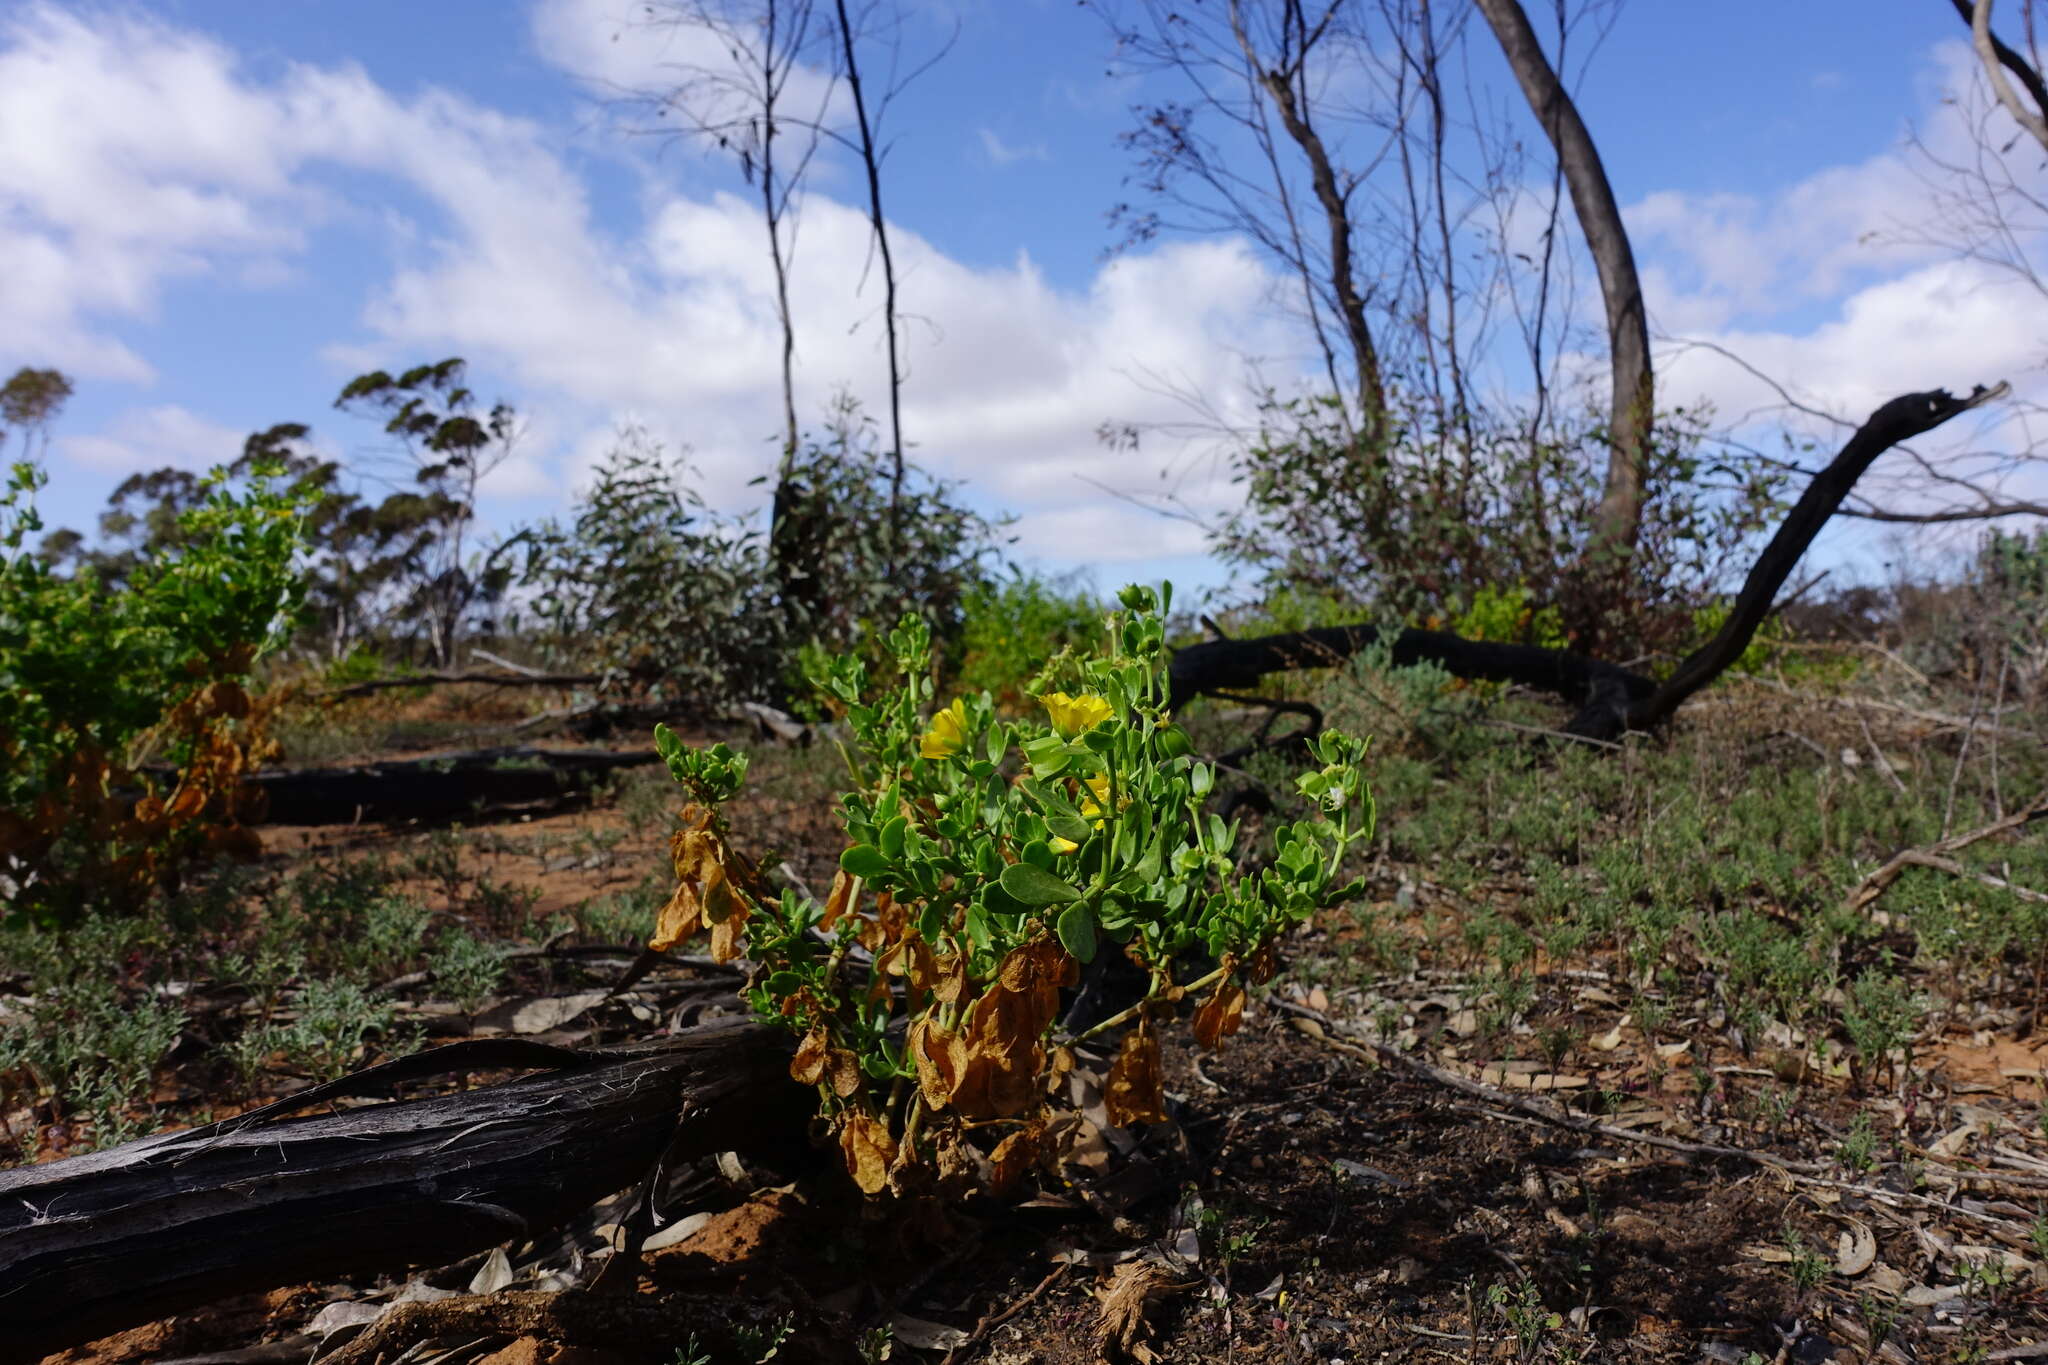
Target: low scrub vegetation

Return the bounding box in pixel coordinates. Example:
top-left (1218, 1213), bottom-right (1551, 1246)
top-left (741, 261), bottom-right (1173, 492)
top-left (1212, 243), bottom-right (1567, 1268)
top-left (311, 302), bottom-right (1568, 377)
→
top-left (8, 360), bottom-right (2048, 1363)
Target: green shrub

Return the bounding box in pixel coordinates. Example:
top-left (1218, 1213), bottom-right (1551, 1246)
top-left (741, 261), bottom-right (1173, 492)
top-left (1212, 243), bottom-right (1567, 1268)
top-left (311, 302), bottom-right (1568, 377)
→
top-left (512, 427), bottom-right (781, 711)
top-left (0, 911), bottom-right (187, 1152)
top-left (647, 585), bottom-right (1374, 1197)
top-left (1217, 391), bottom-right (1784, 656)
top-left (953, 572), bottom-right (1104, 710)
top-left (1451, 583), bottom-right (1567, 648)
top-left (0, 459), bottom-right (308, 924)
top-left (513, 401), bottom-right (1009, 714)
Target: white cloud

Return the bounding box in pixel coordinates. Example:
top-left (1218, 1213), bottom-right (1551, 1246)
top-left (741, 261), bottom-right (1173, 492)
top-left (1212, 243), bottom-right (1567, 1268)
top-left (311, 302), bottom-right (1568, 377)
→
top-left (0, 2), bottom-right (1308, 581)
top-left (1019, 502), bottom-right (1211, 564)
top-left (1619, 37), bottom-right (2048, 533)
top-left (359, 173), bottom-right (1301, 561)
top-left (1625, 45), bottom-right (2013, 341)
top-left (978, 127), bottom-right (1048, 165)
top-left (530, 0), bottom-right (847, 140)
top-left (54, 6), bottom-right (2045, 587)
top-left (58, 404), bottom-right (246, 474)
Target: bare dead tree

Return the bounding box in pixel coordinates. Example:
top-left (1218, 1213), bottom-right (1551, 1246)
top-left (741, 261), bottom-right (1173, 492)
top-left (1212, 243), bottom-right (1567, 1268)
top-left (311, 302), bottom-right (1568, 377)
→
top-left (622, 0), bottom-right (834, 474)
top-left (1473, 0), bottom-right (1652, 558)
top-left (1087, 0), bottom-right (1579, 482)
top-left (1970, 0), bottom-right (2048, 154)
top-left (1237, 0), bottom-right (1391, 444)
top-left (823, 0), bottom-right (937, 581)
top-left (1091, 0), bottom-right (1685, 644)
top-left (573, 2), bottom-right (944, 602)
top-left (1090, 0), bottom-right (1396, 444)
top-left (831, 0), bottom-right (907, 576)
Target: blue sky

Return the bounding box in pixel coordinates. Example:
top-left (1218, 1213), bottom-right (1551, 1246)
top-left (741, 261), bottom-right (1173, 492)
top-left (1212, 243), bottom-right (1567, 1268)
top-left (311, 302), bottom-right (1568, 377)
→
top-left (2, 0), bottom-right (2037, 605)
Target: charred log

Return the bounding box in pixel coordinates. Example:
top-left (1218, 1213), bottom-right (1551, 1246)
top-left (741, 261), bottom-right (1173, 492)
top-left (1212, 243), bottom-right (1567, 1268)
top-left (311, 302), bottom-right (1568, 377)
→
top-left (230, 746), bottom-right (663, 824)
top-left (0, 1020), bottom-right (800, 1361)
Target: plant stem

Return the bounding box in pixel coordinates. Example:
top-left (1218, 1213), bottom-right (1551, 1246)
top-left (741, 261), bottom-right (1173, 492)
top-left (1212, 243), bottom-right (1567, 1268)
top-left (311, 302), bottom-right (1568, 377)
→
top-left (1062, 962), bottom-right (1232, 1045)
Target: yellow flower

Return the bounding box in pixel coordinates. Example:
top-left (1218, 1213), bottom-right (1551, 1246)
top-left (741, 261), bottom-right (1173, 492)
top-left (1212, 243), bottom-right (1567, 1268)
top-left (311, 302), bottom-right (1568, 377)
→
top-left (919, 697), bottom-right (969, 760)
top-left (1079, 772), bottom-right (1111, 825)
top-left (1040, 690), bottom-right (1113, 738)
top-left (1048, 834), bottom-right (1080, 856)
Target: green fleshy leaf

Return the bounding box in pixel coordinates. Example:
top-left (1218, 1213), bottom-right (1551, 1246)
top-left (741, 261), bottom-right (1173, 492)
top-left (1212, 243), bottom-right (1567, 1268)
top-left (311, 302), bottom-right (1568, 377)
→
top-left (1056, 901), bottom-right (1100, 963)
top-left (999, 861), bottom-right (1084, 906)
top-left (839, 843), bottom-right (890, 879)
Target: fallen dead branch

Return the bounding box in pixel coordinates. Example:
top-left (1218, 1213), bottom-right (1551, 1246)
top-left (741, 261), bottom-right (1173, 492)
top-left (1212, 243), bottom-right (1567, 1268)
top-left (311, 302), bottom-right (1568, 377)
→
top-left (1170, 385), bottom-right (2009, 742)
top-left (0, 1019), bottom-right (800, 1362)
top-left (239, 745), bottom-right (662, 824)
top-left (940, 1261), bottom-right (1072, 1365)
top-left (1269, 997), bottom-right (2048, 1228)
top-left (322, 670), bottom-right (603, 699)
top-left (1848, 786), bottom-right (2048, 913)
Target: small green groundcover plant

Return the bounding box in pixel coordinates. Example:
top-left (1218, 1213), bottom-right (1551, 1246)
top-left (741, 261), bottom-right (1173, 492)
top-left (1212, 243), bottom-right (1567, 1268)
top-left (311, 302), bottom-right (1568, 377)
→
top-left (649, 584), bottom-right (1373, 1197)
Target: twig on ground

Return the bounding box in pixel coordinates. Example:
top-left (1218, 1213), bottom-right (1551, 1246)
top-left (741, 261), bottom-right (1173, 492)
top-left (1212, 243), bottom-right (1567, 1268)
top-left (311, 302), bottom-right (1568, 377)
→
top-left (1268, 997), bottom-right (2048, 1223)
top-left (1728, 675), bottom-right (2042, 745)
top-left (469, 649), bottom-right (549, 678)
top-left (1518, 1164), bottom-right (1582, 1238)
top-left (940, 1261), bottom-right (1071, 1365)
top-left (324, 671), bottom-right (600, 699)
top-left (1849, 787), bottom-right (2048, 913)
top-left (510, 701), bottom-right (603, 733)
top-left (1857, 708), bottom-right (1909, 794)
top-left (1477, 717), bottom-right (1623, 750)
top-left (1876, 850), bottom-right (2048, 906)
top-left (1769, 729), bottom-right (1832, 765)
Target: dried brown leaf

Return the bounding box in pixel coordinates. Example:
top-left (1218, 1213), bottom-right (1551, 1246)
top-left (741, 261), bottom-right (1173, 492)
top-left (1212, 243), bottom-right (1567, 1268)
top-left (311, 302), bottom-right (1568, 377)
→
top-left (1190, 976), bottom-right (1247, 1049)
top-left (904, 937), bottom-right (938, 994)
top-left (826, 1045), bottom-right (864, 1099)
top-left (875, 890), bottom-right (907, 942)
top-left (1104, 1023), bottom-right (1169, 1127)
top-left (708, 908), bottom-right (747, 963)
top-left (840, 1111), bottom-right (897, 1195)
top-left (649, 881), bottom-right (703, 955)
top-left (211, 679), bottom-right (251, 719)
top-left (653, 805), bottom-right (753, 955)
top-left (910, 1016), bottom-right (966, 1110)
top-left (868, 941), bottom-right (905, 1004)
top-left (700, 861), bottom-right (736, 924)
top-left (930, 951), bottom-right (968, 1005)
top-left (791, 1027), bottom-right (830, 1086)
top-left (929, 1126), bottom-right (980, 1191)
top-left (986, 1122), bottom-right (1044, 1195)
top-left (821, 867), bottom-right (856, 930)
top-left (959, 983), bottom-right (1046, 1118)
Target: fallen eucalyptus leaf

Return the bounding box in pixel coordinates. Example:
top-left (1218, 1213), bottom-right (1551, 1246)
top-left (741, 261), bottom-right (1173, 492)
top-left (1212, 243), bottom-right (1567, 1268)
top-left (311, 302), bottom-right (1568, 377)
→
top-left (888, 1313), bottom-right (969, 1350)
top-left (642, 1210), bottom-right (715, 1252)
top-left (467, 1247), bottom-right (514, 1294)
top-left (1834, 1219), bottom-right (1877, 1277)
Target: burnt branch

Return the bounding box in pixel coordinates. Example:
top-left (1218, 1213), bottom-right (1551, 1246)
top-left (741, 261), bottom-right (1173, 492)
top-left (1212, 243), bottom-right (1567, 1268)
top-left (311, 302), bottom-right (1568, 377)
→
top-left (1171, 384), bottom-right (2010, 743)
